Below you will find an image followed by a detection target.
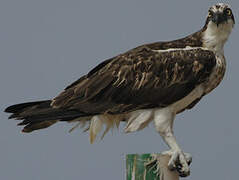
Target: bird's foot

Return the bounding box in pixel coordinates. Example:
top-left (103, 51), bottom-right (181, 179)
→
top-left (162, 150), bottom-right (192, 177)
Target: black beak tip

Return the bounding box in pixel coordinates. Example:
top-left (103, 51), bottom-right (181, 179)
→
top-left (212, 13), bottom-right (227, 27)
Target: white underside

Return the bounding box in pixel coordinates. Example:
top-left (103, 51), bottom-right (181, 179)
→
top-left (71, 84), bottom-right (204, 143)
top-left (124, 85), bottom-right (204, 133)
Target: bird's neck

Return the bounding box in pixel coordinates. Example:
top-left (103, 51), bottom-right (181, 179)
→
top-left (202, 21), bottom-right (233, 54)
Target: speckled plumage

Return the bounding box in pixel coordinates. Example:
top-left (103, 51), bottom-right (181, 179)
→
top-left (52, 46), bottom-right (216, 114)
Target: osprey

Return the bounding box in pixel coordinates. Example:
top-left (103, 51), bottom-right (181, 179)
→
top-left (5, 3), bottom-right (234, 177)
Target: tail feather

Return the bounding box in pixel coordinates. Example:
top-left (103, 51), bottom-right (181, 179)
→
top-left (5, 100), bottom-right (87, 133)
top-left (5, 100), bottom-right (50, 113)
top-left (21, 120), bottom-right (58, 133)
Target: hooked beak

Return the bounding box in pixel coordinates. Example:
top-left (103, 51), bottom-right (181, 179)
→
top-left (212, 13), bottom-right (227, 27)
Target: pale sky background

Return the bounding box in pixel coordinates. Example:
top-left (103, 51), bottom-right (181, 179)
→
top-left (0, 0), bottom-right (238, 180)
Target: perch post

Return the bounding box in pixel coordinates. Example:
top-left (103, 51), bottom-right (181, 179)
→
top-left (126, 153), bottom-right (179, 180)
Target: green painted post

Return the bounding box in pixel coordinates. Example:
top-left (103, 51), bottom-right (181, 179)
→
top-left (126, 154), bottom-right (179, 180)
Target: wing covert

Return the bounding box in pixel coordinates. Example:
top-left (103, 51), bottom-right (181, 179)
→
top-left (52, 46), bottom-right (216, 115)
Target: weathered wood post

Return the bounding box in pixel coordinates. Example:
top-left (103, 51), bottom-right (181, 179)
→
top-left (126, 153), bottom-right (179, 180)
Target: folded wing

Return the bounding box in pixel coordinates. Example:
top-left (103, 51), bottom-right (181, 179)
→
top-left (52, 46), bottom-right (216, 114)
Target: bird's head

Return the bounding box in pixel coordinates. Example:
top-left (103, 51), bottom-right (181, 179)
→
top-left (206, 3), bottom-right (235, 27)
top-left (203, 3), bottom-right (234, 52)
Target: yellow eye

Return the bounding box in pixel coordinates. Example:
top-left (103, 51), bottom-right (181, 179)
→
top-left (226, 9), bottom-right (232, 16)
top-left (208, 11), bottom-right (213, 17)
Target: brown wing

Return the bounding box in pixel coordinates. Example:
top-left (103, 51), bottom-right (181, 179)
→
top-left (51, 46), bottom-right (216, 115)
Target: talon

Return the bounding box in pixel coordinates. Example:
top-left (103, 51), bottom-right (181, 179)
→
top-left (184, 152), bottom-right (192, 166)
top-left (178, 169), bottom-right (190, 177)
top-left (168, 151), bottom-right (179, 170)
top-left (163, 150), bottom-right (191, 177)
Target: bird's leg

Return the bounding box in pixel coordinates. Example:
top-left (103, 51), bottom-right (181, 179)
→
top-left (160, 138), bottom-right (191, 177)
top-left (154, 108), bottom-right (191, 177)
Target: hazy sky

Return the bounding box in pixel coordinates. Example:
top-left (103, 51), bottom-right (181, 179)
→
top-left (0, 0), bottom-right (238, 180)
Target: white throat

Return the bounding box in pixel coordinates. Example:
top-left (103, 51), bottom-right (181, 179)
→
top-left (203, 20), bottom-right (233, 54)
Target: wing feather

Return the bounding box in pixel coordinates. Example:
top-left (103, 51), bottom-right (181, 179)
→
top-left (52, 46), bottom-right (216, 115)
